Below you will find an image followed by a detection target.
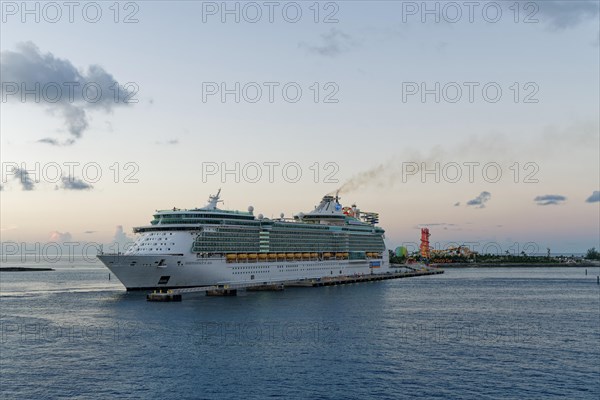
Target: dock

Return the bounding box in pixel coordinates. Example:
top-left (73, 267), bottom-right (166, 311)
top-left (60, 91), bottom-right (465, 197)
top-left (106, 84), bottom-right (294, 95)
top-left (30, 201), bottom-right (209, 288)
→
top-left (146, 268), bottom-right (443, 301)
top-left (286, 268), bottom-right (442, 287)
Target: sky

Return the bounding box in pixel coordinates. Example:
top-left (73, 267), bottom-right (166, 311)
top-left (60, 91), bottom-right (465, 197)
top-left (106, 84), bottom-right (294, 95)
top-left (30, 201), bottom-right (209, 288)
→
top-left (1, 0), bottom-right (599, 255)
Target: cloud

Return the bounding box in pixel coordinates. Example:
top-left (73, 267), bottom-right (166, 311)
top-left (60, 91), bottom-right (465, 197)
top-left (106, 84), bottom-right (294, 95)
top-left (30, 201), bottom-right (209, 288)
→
top-left (12, 167), bottom-right (35, 191)
top-left (4, 169), bottom-right (93, 191)
top-left (299, 28), bottom-right (356, 57)
top-left (466, 191), bottom-right (491, 208)
top-left (0, 42), bottom-right (133, 144)
top-left (37, 138), bottom-right (60, 146)
top-left (585, 191), bottom-right (600, 203)
top-left (49, 231), bottom-right (72, 242)
top-left (1, 224), bottom-right (18, 232)
top-left (113, 225), bottom-right (129, 241)
top-left (155, 139), bottom-right (179, 145)
top-left (416, 223), bottom-right (456, 228)
top-left (534, 194), bottom-right (567, 206)
top-left (415, 223), bottom-right (460, 231)
top-left (111, 225), bottom-right (134, 252)
top-left (59, 176), bottom-right (93, 190)
top-left (534, 1), bottom-right (599, 30)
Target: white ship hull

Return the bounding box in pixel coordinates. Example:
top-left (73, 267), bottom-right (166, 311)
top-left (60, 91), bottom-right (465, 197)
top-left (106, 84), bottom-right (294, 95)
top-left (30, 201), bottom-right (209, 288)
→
top-left (97, 253), bottom-right (390, 290)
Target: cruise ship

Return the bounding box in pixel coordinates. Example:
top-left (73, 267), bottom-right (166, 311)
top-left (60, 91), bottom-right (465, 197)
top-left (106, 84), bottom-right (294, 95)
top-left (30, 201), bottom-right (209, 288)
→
top-left (97, 191), bottom-right (390, 290)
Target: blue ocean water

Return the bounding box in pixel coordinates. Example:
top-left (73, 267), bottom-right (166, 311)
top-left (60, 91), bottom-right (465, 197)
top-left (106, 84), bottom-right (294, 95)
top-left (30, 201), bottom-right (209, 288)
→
top-left (1, 260), bottom-right (599, 399)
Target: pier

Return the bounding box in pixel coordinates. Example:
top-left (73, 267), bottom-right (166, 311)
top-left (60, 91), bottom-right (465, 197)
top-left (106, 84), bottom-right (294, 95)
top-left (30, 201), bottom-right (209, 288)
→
top-left (146, 268), bottom-right (443, 301)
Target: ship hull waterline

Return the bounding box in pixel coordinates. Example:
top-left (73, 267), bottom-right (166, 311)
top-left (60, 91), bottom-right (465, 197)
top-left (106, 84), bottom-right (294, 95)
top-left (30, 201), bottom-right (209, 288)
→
top-left (98, 254), bottom-right (389, 291)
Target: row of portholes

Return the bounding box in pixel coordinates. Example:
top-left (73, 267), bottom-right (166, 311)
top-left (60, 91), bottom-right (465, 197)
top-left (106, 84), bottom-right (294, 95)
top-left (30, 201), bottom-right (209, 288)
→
top-left (142, 237), bottom-right (172, 242)
top-left (134, 248), bottom-right (172, 251)
top-left (233, 270), bottom-right (269, 275)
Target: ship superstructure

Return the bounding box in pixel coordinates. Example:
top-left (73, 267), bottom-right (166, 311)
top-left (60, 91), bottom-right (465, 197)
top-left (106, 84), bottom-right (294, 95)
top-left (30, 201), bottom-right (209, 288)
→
top-left (98, 191), bottom-right (389, 290)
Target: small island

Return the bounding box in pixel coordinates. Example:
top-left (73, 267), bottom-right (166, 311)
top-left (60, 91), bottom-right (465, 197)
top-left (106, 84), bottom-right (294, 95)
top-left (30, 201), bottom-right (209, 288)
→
top-left (390, 247), bottom-right (600, 268)
top-left (0, 267), bottom-right (55, 272)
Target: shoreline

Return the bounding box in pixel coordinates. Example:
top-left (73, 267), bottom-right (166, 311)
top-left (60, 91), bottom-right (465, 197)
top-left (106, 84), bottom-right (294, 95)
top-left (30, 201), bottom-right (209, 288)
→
top-left (431, 262), bottom-right (600, 268)
top-left (0, 267), bottom-right (55, 272)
